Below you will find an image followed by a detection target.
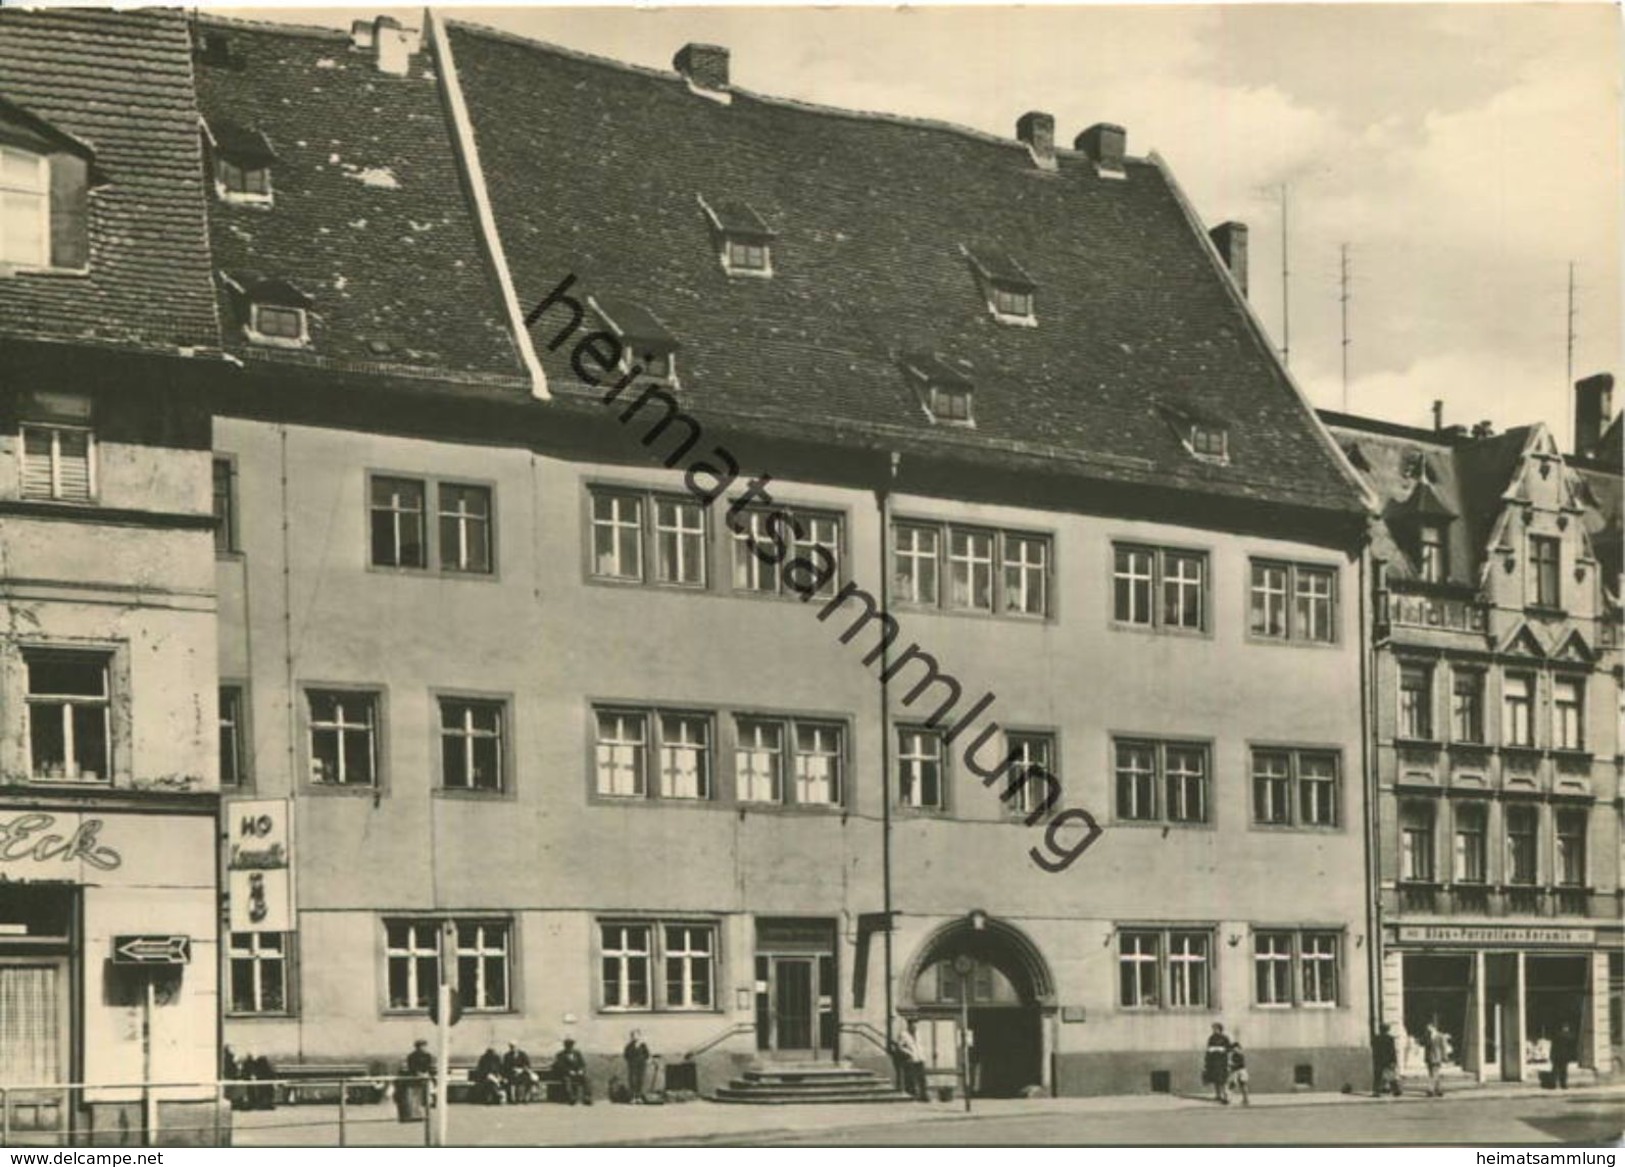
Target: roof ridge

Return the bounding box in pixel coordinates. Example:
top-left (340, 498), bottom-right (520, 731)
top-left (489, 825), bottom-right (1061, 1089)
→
top-left (444, 17), bottom-right (1149, 166)
top-left (195, 13), bottom-right (351, 41)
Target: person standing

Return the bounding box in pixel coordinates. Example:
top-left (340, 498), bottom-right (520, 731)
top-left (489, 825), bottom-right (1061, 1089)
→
top-left (893, 1019), bottom-right (928, 1101)
top-left (1204, 1023), bottom-right (1232, 1104)
top-left (1424, 1020), bottom-right (1449, 1098)
top-left (396, 1038), bottom-right (434, 1123)
top-left (1372, 1023), bottom-right (1401, 1097)
top-left (1551, 1024), bottom-right (1577, 1090)
top-left (623, 1031), bottom-right (651, 1104)
top-left (1227, 1038), bottom-right (1251, 1107)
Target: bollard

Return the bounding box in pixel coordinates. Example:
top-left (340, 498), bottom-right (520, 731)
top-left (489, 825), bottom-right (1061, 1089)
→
top-left (2, 1086), bottom-right (9, 1147)
top-left (337, 1078), bottom-right (347, 1147)
top-left (214, 1079), bottom-right (224, 1147)
top-left (422, 1079), bottom-right (432, 1147)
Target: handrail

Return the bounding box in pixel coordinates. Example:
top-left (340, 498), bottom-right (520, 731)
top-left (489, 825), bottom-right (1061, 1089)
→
top-left (839, 1021), bottom-right (892, 1056)
top-left (682, 1022), bottom-right (756, 1061)
top-left (0, 1075), bottom-right (399, 1093)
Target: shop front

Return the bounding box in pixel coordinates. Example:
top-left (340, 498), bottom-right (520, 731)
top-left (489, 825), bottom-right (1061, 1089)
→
top-left (0, 799), bottom-right (219, 1145)
top-left (1391, 924), bottom-right (1613, 1083)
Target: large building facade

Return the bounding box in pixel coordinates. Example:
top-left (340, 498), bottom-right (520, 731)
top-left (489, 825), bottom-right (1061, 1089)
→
top-left (1325, 386), bottom-right (1623, 1084)
top-left (0, 11), bottom-right (225, 1144)
top-left (199, 14), bottom-right (1378, 1096)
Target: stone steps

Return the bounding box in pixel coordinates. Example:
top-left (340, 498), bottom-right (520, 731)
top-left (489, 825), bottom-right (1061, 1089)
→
top-left (713, 1062), bottom-right (912, 1105)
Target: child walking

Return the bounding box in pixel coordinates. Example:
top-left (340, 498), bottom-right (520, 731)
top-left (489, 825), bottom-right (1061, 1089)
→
top-left (1227, 1038), bottom-right (1251, 1107)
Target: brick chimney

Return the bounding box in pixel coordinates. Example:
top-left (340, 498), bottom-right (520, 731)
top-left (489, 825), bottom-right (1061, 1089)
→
top-left (1209, 222), bottom-right (1248, 297)
top-left (674, 44), bottom-right (730, 93)
top-left (1016, 112), bottom-right (1056, 171)
top-left (1574, 372), bottom-right (1614, 459)
top-left (1075, 123), bottom-right (1126, 177)
top-left (369, 16), bottom-right (419, 77)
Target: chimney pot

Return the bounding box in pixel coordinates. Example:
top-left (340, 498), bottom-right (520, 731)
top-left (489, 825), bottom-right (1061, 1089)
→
top-left (1574, 372), bottom-right (1614, 459)
top-left (371, 16), bottom-right (419, 76)
top-left (1209, 222), bottom-right (1249, 297)
top-left (674, 43), bottom-right (730, 92)
top-left (349, 19), bottom-right (374, 49)
top-left (1016, 112), bottom-right (1056, 170)
top-left (1432, 400), bottom-right (1445, 432)
top-left (1075, 123), bottom-right (1126, 175)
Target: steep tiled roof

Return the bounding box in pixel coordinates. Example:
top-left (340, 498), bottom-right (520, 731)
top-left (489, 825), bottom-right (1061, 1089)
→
top-left (446, 23), bottom-right (1364, 517)
top-left (0, 9), bottom-right (219, 352)
top-left (192, 17), bottom-right (523, 382)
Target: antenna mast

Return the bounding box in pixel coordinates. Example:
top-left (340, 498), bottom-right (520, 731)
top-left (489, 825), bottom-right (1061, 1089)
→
top-left (1565, 261), bottom-right (1576, 444)
top-left (1280, 184), bottom-right (1291, 369)
top-left (1340, 243), bottom-right (1351, 411)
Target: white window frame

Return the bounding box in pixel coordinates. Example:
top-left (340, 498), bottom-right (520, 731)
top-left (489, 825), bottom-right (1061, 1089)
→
top-left (0, 145), bottom-right (50, 268)
top-left (306, 689), bottom-right (379, 787)
top-left (1399, 663), bottom-right (1435, 741)
top-left (454, 920), bottom-right (512, 1012)
top-left (1118, 931), bottom-right (1161, 1009)
top-left (897, 726), bottom-right (945, 810)
top-left (384, 920), bottom-right (440, 1012)
top-left (722, 236), bottom-right (772, 277)
top-left (1253, 932), bottom-right (1295, 1007)
top-left (654, 496), bottom-right (708, 587)
top-left (246, 303), bottom-right (309, 348)
top-left (370, 475), bottom-right (428, 569)
top-left (1251, 748), bottom-right (1339, 829)
top-left (590, 490), bottom-right (645, 582)
top-left (1555, 809), bottom-right (1587, 887)
top-left (439, 698), bottom-right (504, 793)
top-left (1251, 559), bottom-right (1337, 644)
top-left (1505, 803), bottom-right (1539, 886)
top-left (1451, 669), bottom-right (1485, 744)
top-left (19, 424), bottom-right (96, 503)
top-left (228, 931), bottom-right (291, 1016)
top-left (1115, 738), bottom-right (1208, 826)
top-left (594, 708), bottom-right (648, 797)
top-left (662, 923), bottom-right (715, 1010)
top-left (1502, 673), bottom-right (1534, 748)
top-left (1114, 544), bottom-right (1207, 632)
top-left (214, 155), bottom-right (274, 205)
top-left (1453, 802), bottom-right (1488, 884)
top-left (735, 716), bottom-right (783, 804)
top-left (601, 922), bottom-right (652, 1011)
top-left (600, 920), bottom-right (719, 1014)
top-left (436, 483), bottom-right (494, 575)
top-left (898, 521), bottom-right (1050, 618)
top-left (989, 283), bottom-right (1036, 324)
top-left (1400, 801), bottom-right (1437, 883)
top-left (730, 506), bottom-right (843, 599)
top-left (1529, 534), bottom-right (1562, 608)
top-left (1552, 677), bottom-right (1583, 751)
top-left (793, 721), bottom-right (844, 807)
top-left (1419, 523), bottom-right (1446, 582)
top-left (24, 650), bottom-right (112, 783)
top-left (1003, 732), bottom-right (1055, 817)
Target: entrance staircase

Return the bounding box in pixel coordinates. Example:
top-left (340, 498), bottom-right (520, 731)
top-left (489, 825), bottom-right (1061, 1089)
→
top-left (713, 1062), bottom-right (912, 1104)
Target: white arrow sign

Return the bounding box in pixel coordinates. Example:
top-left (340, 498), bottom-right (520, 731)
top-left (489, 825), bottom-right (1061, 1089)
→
top-left (113, 935), bottom-right (191, 965)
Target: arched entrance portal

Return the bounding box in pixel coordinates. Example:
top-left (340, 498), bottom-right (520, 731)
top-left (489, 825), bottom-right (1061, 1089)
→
top-left (904, 917), bottom-right (1054, 1098)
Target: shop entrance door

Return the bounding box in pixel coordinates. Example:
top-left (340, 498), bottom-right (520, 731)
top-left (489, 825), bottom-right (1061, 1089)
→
top-left (0, 961), bottom-right (70, 1140)
top-left (754, 919), bottom-right (838, 1060)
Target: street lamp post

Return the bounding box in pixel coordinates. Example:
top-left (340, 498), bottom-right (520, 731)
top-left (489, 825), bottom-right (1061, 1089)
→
top-left (951, 953), bottom-right (974, 1113)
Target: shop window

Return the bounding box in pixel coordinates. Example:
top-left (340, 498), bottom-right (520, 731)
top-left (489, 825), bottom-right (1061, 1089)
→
top-left (1250, 748), bottom-right (1339, 829)
top-left (25, 650), bottom-right (110, 783)
top-left (20, 424), bottom-right (94, 503)
top-left (1250, 560), bottom-right (1337, 643)
top-left (599, 920), bottom-right (716, 1012)
top-left (219, 685), bottom-right (247, 787)
top-left (229, 932), bottom-right (290, 1015)
top-left (897, 726), bottom-right (945, 810)
top-left (1255, 930), bottom-right (1340, 1008)
top-left (384, 918), bottom-right (510, 1013)
top-left (1115, 545), bottom-right (1207, 631)
top-left (895, 521), bottom-right (1049, 617)
top-left (1114, 738), bottom-right (1209, 825)
top-left (439, 698), bottom-right (504, 793)
top-left (307, 690), bottom-right (379, 787)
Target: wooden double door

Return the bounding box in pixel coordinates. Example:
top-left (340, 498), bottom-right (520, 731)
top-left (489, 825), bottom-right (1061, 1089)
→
top-left (754, 919), bottom-right (837, 1059)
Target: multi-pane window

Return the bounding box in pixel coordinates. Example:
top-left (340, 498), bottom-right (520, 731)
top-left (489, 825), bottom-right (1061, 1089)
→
top-left (1251, 749), bottom-right (1339, 828)
top-left (1502, 673), bottom-right (1534, 747)
top-left (928, 384), bottom-right (973, 424)
top-left (663, 924), bottom-right (714, 1009)
top-left (1189, 425), bottom-right (1227, 460)
top-left (25, 651), bottom-right (110, 783)
top-left (1118, 932), bottom-right (1161, 1009)
top-left (20, 425), bottom-right (94, 502)
top-left (593, 708), bottom-right (712, 801)
top-left (1553, 678), bottom-right (1584, 750)
top-left (1120, 929), bottom-right (1216, 1010)
top-left (250, 304), bottom-right (306, 342)
top-left (1114, 545), bottom-right (1206, 631)
top-left (591, 491), bottom-right (644, 581)
top-left (654, 497), bottom-right (707, 586)
top-left (725, 239), bottom-right (768, 272)
top-left (0, 146), bottom-right (50, 266)
top-left (1400, 802), bottom-right (1436, 882)
top-left (228, 932), bottom-right (289, 1015)
top-left (439, 698), bottom-right (504, 792)
top-left (454, 921), bottom-right (511, 1011)
top-left (215, 157), bottom-right (272, 199)
top-left (437, 484), bottom-right (493, 574)
top-left (1114, 739), bottom-right (1209, 825)
top-left (1452, 671), bottom-right (1485, 743)
top-left (370, 476), bottom-right (493, 574)
top-left (1399, 664), bottom-right (1434, 740)
top-left (307, 690), bottom-right (378, 786)
top-left (732, 507), bottom-right (843, 599)
top-left (370, 476), bottom-right (426, 568)
top-left (213, 458), bottom-right (237, 554)
top-left (385, 919), bottom-right (511, 1013)
top-left (897, 523), bottom-right (1049, 617)
top-left (735, 717), bottom-right (845, 807)
top-left (1530, 535), bottom-right (1561, 608)
top-left (220, 686), bottom-right (247, 788)
top-left (1556, 810), bottom-right (1587, 886)
top-left (1419, 524), bottom-right (1446, 582)
top-left (601, 921), bottom-right (718, 1012)
top-left (1003, 732), bottom-right (1056, 817)
top-left (1251, 560), bottom-right (1337, 643)
top-left (898, 727), bottom-right (945, 810)
top-left (1506, 804), bottom-right (1538, 886)
top-left (1453, 803), bottom-right (1488, 883)
top-left (992, 286), bottom-right (1034, 319)
top-left (1255, 931), bottom-right (1340, 1007)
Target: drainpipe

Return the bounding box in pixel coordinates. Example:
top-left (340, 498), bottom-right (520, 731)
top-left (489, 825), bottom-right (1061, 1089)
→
top-left (878, 452), bottom-right (899, 1062)
top-left (1359, 546), bottom-right (1382, 1038)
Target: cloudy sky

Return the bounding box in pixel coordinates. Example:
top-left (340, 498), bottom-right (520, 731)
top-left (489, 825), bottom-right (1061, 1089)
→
top-left (239, 2), bottom-right (1621, 442)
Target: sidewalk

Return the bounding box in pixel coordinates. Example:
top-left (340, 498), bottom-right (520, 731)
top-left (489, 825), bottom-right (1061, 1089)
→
top-left (230, 1079), bottom-right (1625, 1147)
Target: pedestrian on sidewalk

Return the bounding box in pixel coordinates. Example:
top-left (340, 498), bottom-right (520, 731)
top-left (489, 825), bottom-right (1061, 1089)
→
top-left (1226, 1038), bottom-right (1251, 1107)
top-left (1371, 1023), bottom-right (1402, 1097)
top-left (1204, 1023), bottom-right (1232, 1105)
top-left (1424, 1020), bottom-right (1449, 1098)
top-left (1551, 1024), bottom-right (1576, 1090)
top-left (893, 1018), bottom-right (929, 1102)
top-left (395, 1038), bottom-right (434, 1123)
top-left (624, 1030), bottom-right (651, 1104)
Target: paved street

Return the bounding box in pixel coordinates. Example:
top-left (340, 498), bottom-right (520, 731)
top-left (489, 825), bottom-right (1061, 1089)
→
top-left (231, 1085), bottom-right (1625, 1147)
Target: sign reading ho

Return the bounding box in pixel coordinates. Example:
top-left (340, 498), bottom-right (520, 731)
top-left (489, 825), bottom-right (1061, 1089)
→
top-left (227, 799), bottom-right (293, 934)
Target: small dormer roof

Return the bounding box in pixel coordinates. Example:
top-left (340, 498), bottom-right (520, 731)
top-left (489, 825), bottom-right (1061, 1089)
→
top-left (704, 198), bottom-right (775, 240)
top-left (902, 351), bottom-right (974, 389)
top-left (206, 118), bottom-right (278, 166)
top-left (1398, 480), bottom-right (1456, 521)
top-left (222, 269), bottom-right (313, 308)
top-left (595, 295), bottom-right (679, 350)
top-left (963, 244), bottom-right (1035, 291)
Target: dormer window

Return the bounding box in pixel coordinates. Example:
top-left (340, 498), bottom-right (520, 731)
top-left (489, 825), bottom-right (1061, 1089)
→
top-left (1190, 424), bottom-right (1227, 461)
top-left (1418, 523), bottom-right (1447, 583)
top-left (903, 353), bottom-right (975, 427)
top-left (224, 271), bottom-right (313, 348)
top-left (0, 144), bottom-right (49, 267)
top-left (1158, 402), bottom-right (1230, 465)
top-left (594, 296), bottom-right (681, 387)
top-left (698, 195), bottom-right (775, 278)
top-left (205, 120), bottom-right (277, 206)
top-left (963, 245), bottom-right (1037, 326)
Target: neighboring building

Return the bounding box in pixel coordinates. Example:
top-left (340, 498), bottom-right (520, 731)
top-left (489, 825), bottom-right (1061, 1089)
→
top-left (1324, 380), bottom-right (1623, 1084)
top-left (202, 13), bottom-right (1377, 1097)
top-left (0, 10), bottom-right (224, 1144)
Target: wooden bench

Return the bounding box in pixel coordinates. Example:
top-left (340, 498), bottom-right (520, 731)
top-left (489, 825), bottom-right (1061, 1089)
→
top-left (445, 1059), bottom-right (565, 1104)
top-left (273, 1064), bottom-right (388, 1106)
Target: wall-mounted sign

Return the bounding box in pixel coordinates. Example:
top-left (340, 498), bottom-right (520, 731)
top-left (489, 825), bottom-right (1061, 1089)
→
top-left (227, 800), bottom-right (293, 933)
top-left (1397, 925), bottom-right (1596, 946)
top-left (0, 812), bottom-right (122, 872)
top-left (113, 935), bottom-right (191, 965)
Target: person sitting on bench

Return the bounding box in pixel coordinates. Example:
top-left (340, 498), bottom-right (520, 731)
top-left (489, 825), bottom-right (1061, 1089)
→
top-left (473, 1047), bottom-right (506, 1105)
top-left (555, 1038), bottom-right (592, 1106)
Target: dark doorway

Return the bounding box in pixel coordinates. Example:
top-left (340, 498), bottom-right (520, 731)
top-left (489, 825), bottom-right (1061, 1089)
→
top-left (754, 919), bottom-right (837, 1060)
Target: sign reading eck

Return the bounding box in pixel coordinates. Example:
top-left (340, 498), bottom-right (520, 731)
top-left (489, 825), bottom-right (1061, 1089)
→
top-left (0, 812), bottom-right (122, 872)
top-left (113, 935), bottom-right (191, 965)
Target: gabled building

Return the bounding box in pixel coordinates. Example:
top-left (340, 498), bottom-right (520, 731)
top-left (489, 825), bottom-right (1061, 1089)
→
top-left (1324, 381), bottom-right (1623, 1084)
top-left (195, 9), bottom-right (1379, 1099)
top-left (0, 8), bottom-right (225, 1144)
